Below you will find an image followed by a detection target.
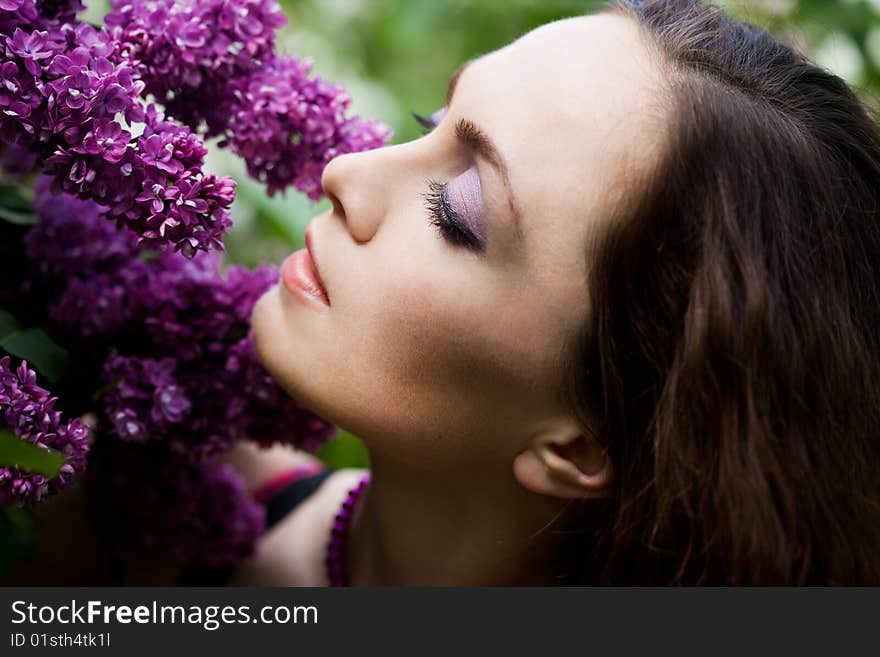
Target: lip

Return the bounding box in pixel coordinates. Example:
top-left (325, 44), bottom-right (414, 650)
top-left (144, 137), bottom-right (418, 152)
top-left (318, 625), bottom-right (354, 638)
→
top-left (280, 224), bottom-right (330, 308)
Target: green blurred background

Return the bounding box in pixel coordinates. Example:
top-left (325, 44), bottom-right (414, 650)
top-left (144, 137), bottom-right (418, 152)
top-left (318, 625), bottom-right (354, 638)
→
top-left (84, 0), bottom-right (880, 468)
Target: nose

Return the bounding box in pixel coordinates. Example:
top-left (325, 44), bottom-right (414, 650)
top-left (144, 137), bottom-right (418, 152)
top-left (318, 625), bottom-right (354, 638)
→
top-left (320, 149), bottom-right (387, 244)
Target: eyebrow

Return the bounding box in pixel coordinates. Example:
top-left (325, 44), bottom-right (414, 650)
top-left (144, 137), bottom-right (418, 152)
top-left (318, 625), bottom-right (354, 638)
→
top-left (446, 62), bottom-right (525, 243)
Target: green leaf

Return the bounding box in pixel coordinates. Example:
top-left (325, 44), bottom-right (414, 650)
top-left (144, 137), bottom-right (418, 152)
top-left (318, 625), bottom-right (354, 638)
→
top-left (0, 206), bottom-right (37, 226)
top-left (0, 328), bottom-right (68, 383)
top-left (0, 183), bottom-right (33, 212)
top-left (0, 430), bottom-right (65, 478)
top-left (0, 183), bottom-right (37, 225)
top-left (0, 307), bottom-right (18, 342)
top-left (316, 429), bottom-right (370, 469)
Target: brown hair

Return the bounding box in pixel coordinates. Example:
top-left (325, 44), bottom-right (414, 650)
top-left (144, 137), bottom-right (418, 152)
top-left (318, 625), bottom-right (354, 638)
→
top-left (564, 0), bottom-right (880, 584)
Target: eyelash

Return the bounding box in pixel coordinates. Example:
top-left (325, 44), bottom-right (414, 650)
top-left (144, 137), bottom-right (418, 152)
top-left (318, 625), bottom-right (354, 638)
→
top-left (412, 111), bottom-right (437, 135)
top-left (422, 179), bottom-right (483, 252)
top-left (414, 110), bottom-right (484, 252)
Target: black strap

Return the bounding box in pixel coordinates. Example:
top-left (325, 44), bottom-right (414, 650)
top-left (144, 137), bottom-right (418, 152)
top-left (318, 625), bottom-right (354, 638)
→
top-left (264, 469), bottom-right (334, 530)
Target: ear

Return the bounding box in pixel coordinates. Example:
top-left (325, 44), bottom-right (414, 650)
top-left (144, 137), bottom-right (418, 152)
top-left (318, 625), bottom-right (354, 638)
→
top-left (513, 428), bottom-right (613, 500)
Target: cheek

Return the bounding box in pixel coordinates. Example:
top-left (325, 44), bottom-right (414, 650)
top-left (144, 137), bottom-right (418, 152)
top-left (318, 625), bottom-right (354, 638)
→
top-left (354, 268), bottom-right (565, 446)
top-left (251, 228), bottom-right (581, 469)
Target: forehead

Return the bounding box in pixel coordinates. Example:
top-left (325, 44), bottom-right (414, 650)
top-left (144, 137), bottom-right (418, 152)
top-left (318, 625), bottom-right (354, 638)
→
top-left (455, 14), bottom-right (666, 270)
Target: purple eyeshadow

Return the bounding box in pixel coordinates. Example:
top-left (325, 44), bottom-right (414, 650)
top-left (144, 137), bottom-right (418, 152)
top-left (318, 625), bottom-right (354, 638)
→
top-left (445, 165), bottom-right (486, 243)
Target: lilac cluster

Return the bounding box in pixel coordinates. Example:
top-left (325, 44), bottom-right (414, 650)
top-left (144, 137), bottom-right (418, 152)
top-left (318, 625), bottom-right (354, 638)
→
top-left (91, 442), bottom-right (266, 568)
top-left (0, 0), bottom-right (83, 34)
top-left (25, 176), bottom-right (146, 336)
top-left (224, 337), bottom-right (334, 454)
top-left (105, 0), bottom-right (285, 134)
top-left (28, 173), bottom-right (138, 279)
top-left (0, 0), bottom-right (380, 569)
top-left (115, 104), bottom-right (234, 255)
top-left (106, 0), bottom-right (391, 198)
top-left (19, 182), bottom-right (337, 563)
top-left (0, 142), bottom-right (37, 178)
top-left (0, 355), bottom-right (91, 505)
top-left (27, 180), bottom-right (338, 458)
top-left (225, 55), bottom-right (391, 198)
top-left (135, 249), bottom-right (267, 362)
top-left (34, 0), bottom-right (83, 23)
top-left (3, 0), bottom-right (389, 251)
top-left (96, 258), bottom-right (338, 460)
top-left (0, 19), bottom-right (236, 255)
top-left (96, 260), bottom-right (337, 460)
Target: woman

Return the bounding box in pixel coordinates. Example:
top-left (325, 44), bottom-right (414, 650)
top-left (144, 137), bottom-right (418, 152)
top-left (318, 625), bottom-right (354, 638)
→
top-left (229, 0), bottom-right (880, 586)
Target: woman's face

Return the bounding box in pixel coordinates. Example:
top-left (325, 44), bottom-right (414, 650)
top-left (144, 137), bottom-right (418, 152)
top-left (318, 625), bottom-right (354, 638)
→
top-left (252, 13), bottom-right (664, 471)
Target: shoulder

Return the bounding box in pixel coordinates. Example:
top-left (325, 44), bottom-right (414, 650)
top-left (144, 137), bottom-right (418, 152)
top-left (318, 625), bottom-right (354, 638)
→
top-left (227, 467), bottom-right (369, 586)
top-left (219, 441), bottom-right (325, 497)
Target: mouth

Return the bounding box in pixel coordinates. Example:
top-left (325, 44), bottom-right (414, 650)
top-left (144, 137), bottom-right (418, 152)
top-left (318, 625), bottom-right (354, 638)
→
top-left (280, 223), bottom-right (330, 308)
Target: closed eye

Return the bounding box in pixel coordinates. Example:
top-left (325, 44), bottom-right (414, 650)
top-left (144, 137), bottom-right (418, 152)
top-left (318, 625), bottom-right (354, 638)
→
top-left (422, 178), bottom-right (484, 252)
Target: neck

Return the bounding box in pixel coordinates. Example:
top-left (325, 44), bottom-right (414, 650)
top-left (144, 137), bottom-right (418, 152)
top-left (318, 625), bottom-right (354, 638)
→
top-left (344, 451), bottom-right (594, 586)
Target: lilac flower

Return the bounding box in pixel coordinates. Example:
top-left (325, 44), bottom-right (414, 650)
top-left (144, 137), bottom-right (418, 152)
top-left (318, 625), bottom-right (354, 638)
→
top-left (136, 179), bottom-right (171, 214)
top-left (118, 248), bottom-right (263, 354)
top-left (139, 105), bottom-right (208, 171)
top-left (225, 336), bottom-right (337, 452)
top-left (102, 352), bottom-right (191, 443)
top-left (139, 138), bottom-right (181, 176)
top-left (0, 356), bottom-right (91, 505)
top-left (1, 24), bottom-right (123, 146)
top-left (6, 27), bottom-right (53, 75)
top-left (3, 0), bottom-right (387, 234)
top-left (74, 118), bottom-right (131, 163)
top-left (0, 142), bottom-right (37, 177)
top-left (104, 0), bottom-right (391, 197)
top-left (105, 255), bottom-right (334, 457)
top-left (23, 183), bottom-right (337, 456)
top-left (26, 176), bottom-right (139, 276)
top-left (90, 442), bottom-right (266, 568)
top-left (106, 0), bottom-right (286, 132)
top-left (25, 179), bottom-right (141, 337)
top-left (0, 0), bottom-right (376, 572)
top-left (1, 23), bottom-right (235, 255)
top-left (0, 0), bottom-right (82, 35)
top-left (114, 256), bottom-right (335, 457)
top-left (223, 55), bottom-right (392, 198)
top-left (35, 0), bottom-right (84, 24)
top-left (49, 269), bottom-right (147, 337)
